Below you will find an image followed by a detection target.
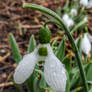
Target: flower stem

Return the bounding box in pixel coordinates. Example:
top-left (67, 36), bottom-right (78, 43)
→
top-left (85, 55), bottom-right (88, 63)
top-left (23, 3), bottom-right (88, 92)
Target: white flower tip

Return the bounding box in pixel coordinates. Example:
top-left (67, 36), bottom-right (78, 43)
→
top-left (81, 33), bottom-right (91, 55)
top-left (83, 17), bottom-right (88, 22)
top-left (13, 72), bottom-right (25, 84)
top-left (70, 9), bottom-right (77, 16)
top-left (62, 14), bottom-right (74, 27)
top-left (80, 0), bottom-right (88, 7)
top-left (63, 14), bottom-right (69, 20)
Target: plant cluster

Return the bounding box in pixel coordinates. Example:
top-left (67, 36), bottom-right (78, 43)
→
top-left (9, 0), bottom-right (92, 92)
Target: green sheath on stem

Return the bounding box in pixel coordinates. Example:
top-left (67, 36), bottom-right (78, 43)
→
top-left (39, 26), bottom-right (51, 44)
top-left (23, 3), bottom-right (88, 92)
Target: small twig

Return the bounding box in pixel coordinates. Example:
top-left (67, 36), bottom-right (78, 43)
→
top-left (0, 82), bottom-right (13, 88)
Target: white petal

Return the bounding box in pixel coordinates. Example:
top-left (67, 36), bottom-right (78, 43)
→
top-left (62, 14), bottom-right (74, 27)
top-left (67, 19), bottom-right (74, 27)
top-left (87, 0), bottom-right (92, 8)
top-left (70, 9), bottom-right (77, 16)
top-left (13, 51), bottom-right (37, 84)
top-left (81, 33), bottom-right (91, 55)
top-left (83, 17), bottom-right (88, 22)
top-left (44, 53), bottom-right (67, 92)
top-left (80, 0), bottom-right (88, 7)
top-left (88, 33), bottom-right (92, 42)
top-left (75, 37), bottom-right (79, 45)
top-left (62, 14), bottom-right (69, 21)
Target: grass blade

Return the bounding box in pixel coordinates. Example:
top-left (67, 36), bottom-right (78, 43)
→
top-left (9, 33), bottom-right (22, 64)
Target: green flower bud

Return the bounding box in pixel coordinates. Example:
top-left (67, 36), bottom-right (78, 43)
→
top-left (38, 47), bottom-right (48, 56)
top-left (39, 26), bottom-right (51, 44)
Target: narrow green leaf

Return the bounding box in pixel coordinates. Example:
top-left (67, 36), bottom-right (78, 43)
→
top-left (57, 6), bottom-right (62, 17)
top-left (55, 38), bottom-right (65, 61)
top-left (26, 72), bottom-right (36, 92)
top-left (33, 77), bottom-right (45, 92)
top-left (74, 37), bottom-right (82, 67)
top-left (27, 35), bottom-right (36, 53)
top-left (9, 33), bottom-right (23, 91)
top-left (9, 33), bottom-right (22, 64)
top-left (63, 57), bottom-right (72, 74)
top-left (87, 63), bottom-right (92, 82)
top-left (65, 71), bottom-right (70, 92)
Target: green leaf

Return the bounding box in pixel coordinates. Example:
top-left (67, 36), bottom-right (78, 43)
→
top-left (63, 57), bottom-right (72, 74)
top-left (27, 35), bottom-right (36, 53)
top-left (9, 33), bottom-right (23, 91)
top-left (9, 33), bottom-right (22, 64)
top-left (76, 37), bottom-right (82, 54)
top-left (33, 77), bottom-right (45, 92)
top-left (87, 63), bottom-right (92, 82)
top-left (57, 6), bottom-right (62, 17)
top-left (65, 71), bottom-right (70, 92)
top-left (26, 72), bottom-right (36, 92)
top-left (55, 38), bottom-right (65, 61)
top-left (74, 37), bottom-right (82, 67)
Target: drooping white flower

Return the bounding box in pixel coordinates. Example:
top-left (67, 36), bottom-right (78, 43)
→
top-left (70, 8), bottom-right (77, 16)
top-left (80, 0), bottom-right (92, 8)
top-left (80, 0), bottom-right (88, 7)
top-left (87, 0), bottom-right (92, 8)
top-left (13, 26), bottom-right (67, 92)
top-left (13, 43), bottom-right (67, 91)
top-left (75, 33), bottom-right (91, 55)
top-left (62, 14), bottom-right (74, 28)
top-left (81, 33), bottom-right (91, 55)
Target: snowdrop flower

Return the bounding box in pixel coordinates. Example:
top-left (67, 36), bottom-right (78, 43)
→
top-left (13, 26), bottom-right (67, 92)
top-left (75, 33), bottom-right (91, 55)
top-left (88, 33), bottom-right (92, 43)
top-left (70, 8), bottom-right (77, 16)
top-left (80, 0), bottom-right (92, 8)
top-left (80, 0), bottom-right (88, 7)
top-left (87, 0), bottom-right (92, 8)
top-left (62, 14), bottom-right (74, 28)
top-left (83, 17), bottom-right (88, 23)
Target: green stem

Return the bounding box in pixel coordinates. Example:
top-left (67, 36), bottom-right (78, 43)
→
top-left (23, 3), bottom-right (88, 92)
top-left (43, 20), bottom-right (60, 27)
top-left (85, 55), bottom-right (88, 63)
